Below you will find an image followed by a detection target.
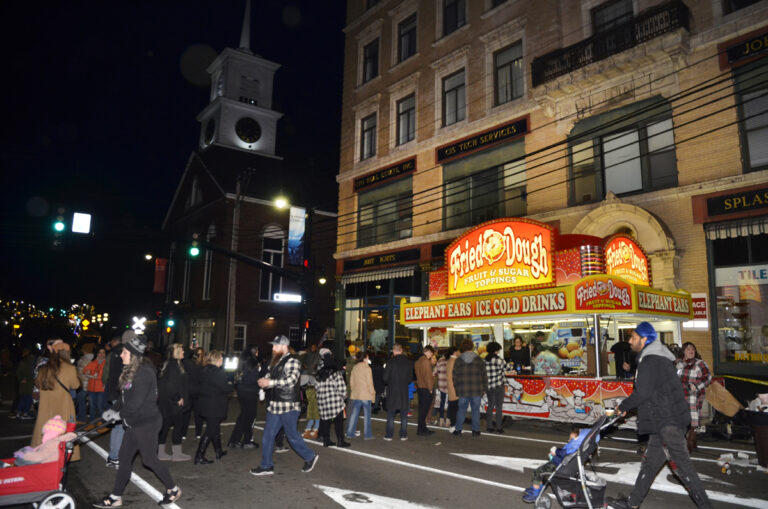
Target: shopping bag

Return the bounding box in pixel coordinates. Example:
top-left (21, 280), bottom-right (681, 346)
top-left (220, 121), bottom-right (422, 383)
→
top-left (706, 381), bottom-right (743, 417)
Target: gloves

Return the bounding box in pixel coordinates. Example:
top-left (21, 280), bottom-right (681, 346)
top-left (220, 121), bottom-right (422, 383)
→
top-left (102, 409), bottom-right (121, 423)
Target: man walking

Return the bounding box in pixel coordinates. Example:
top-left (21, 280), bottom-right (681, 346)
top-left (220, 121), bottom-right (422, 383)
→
top-left (452, 339), bottom-right (488, 437)
top-left (383, 343), bottom-right (413, 441)
top-left (414, 345), bottom-right (435, 436)
top-left (484, 341), bottom-right (507, 433)
top-left (250, 335), bottom-right (318, 476)
top-left (608, 322), bottom-right (712, 509)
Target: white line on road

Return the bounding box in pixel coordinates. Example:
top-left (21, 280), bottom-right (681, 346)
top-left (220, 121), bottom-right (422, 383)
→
top-left (0, 434), bottom-right (33, 441)
top-left (83, 439), bottom-right (182, 509)
top-left (314, 484), bottom-right (442, 508)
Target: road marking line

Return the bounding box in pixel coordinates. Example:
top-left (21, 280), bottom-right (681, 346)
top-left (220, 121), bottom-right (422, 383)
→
top-left (84, 439), bottom-right (182, 509)
top-left (314, 484), bottom-right (441, 508)
top-left (0, 434), bottom-right (33, 441)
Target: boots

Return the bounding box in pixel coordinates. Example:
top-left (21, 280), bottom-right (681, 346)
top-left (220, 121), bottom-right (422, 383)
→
top-left (194, 435), bottom-right (213, 464)
top-left (171, 444), bottom-right (191, 462)
top-left (686, 427), bottom-right (697, 452)
top-left (213, 436), bottom-right (227, 460)
top-left (322, 437), bottom-right (335, 447)
top-left (158, 444), bottom-right (172, 461)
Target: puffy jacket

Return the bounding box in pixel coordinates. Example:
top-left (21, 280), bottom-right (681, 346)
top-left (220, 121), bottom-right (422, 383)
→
top-left (114, 362), bottom-right (161, 428)
top-left (618, 340), bottom-right (690, 434)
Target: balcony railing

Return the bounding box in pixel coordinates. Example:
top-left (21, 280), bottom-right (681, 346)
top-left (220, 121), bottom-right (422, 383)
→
top-left (531, 1), bottom-right (689, 87)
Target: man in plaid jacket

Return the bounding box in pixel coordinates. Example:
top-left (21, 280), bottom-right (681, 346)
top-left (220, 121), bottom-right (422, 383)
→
top-left (484, 342), bottom-right (508, 433)
top-left (251, 335), bottom-right (318, 476)
top-left (452, 339), bottom-right (488, 437)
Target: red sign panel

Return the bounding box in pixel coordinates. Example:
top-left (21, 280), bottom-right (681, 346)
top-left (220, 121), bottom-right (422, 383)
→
top-left (446, 218), bottom-right (554, 295)
top-left (573, 276), bottom-right (633, 312)
top-left (603, 235), bottom-right (650, 286)
top-left (692, 293), bottom-right (708, 319)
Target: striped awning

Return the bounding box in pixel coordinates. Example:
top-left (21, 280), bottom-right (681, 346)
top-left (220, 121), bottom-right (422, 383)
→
top-left (340, 265), bottom-right (416, 285)
top-left (705, 216), bottom-right (768, 240)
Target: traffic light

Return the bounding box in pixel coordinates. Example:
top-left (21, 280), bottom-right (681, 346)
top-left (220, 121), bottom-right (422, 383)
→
top-left (52, 208), bottom-right (66, 249)
top-left (189, 233), bottom-right (200, 257)
top-left (166, 319), bottom-right (175, 327)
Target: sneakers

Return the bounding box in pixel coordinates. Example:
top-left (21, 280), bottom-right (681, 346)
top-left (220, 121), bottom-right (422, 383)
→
top-left (472, 430), bottom-right (481, 437)
top-left (452, 430), bottom-right (462, 436)
top-left (105, 458), bottom-right (119, 469)
top-left (93, 494), bottom-right (122, 508)
top-left (521, 485), bottom-right (542, 503)
top-left (19, 413), bottom-right (34, 420)
top-left (241, 441), bottom-right (259, 449)
top-left (449, 426), bottom-right (456, 433)
top-left (302, 454), bottom-right (319, 473)
top-left (383, 436), bottom-right (393, 441)
top-left (250, 466), bottom-right (274, 476)
top-left (400, 436), bottom-right (408, 441)
top-left (274, 445), bottom-right (290, 453)
top-left (159, 486), bottom-right (182, 506)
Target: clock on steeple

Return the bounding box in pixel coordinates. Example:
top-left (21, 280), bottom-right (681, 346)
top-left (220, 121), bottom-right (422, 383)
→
top-left (196, 0), bottom-right (282, 155)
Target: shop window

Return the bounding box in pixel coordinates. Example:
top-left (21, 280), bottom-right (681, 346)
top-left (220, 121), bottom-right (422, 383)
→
top-left (396, 94), bottom-right (416, 145)
top-left (443, 0), bottom-right (467, 36)
top-left (259, 226), bottom-right (284, 301)
top-left (358, 177), bottom-right (413, 247)
top-left (443, 69), bottom-right (466, 127)
top-left (398, 13), bottom-right (417, 63)
top-left (723, 0), bottom-right (761, 14)
top-left (233, 324), bottom-right (246, 353)
top-left (494, 42), bottom-right (524, 106)
top-left (569, 97), bottom-right (677, 205)
top-left (360, 113), bottom-right (377, 160)
top-left (735, 59), bottom-right (768, 172)
top-left (363, 39), bottom-right (379, 83)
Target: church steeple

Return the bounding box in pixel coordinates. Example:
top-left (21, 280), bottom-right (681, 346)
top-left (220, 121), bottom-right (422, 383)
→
top-left (195, 0), bottom-right (282, 156)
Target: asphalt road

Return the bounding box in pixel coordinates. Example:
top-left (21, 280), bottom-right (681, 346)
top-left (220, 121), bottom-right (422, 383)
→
top-left (1, 398), bottom-right (766, 509)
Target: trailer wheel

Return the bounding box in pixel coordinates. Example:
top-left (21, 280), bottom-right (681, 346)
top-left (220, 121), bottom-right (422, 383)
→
top-left (38, 491), bottom-right (76, 509)
top-left (534, 495), bottom-right (552, 509)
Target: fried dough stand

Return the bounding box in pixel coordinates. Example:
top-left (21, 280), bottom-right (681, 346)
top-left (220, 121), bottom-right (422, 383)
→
top-left (399, 218), bottom-right (693, 425)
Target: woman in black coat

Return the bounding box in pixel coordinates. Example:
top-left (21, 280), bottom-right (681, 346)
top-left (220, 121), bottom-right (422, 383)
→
top-left (181, 346), bottom-right (204, 439)
top-left (194, 350), bottom-right (233, 464)
top-left (228, 344), bottom-right (263, 449)
top-left (157, 343), bottom-right (191, 461)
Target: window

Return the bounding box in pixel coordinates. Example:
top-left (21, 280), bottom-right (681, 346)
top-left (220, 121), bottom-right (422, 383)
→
top-left (360, 114), bottom-right (377, 160)
top-left (735, 59), bottom-right (768, 172)
top-left (396, 95), bottom-right (416, 145)
top-left (363, 39), bottom-right (379, 83)
top-left (202, 225), bottom-right (215, 301)
top-left (723, 0), bottom-right (761, 14)
top-left (233, 324), bottom-right (247, 353)
top-left (569, 98), bottom-right (677, 205)
top-left (185, 176), bottom-right (203, 210)
top-left (444, 141), bottom-right (526, 230)
top-left (592, 0), bottom-right (633, 34)
top-left (398, 14), bottom-right (417, 63)
top-left (239, 75), bottom-right (259, 105)
top-left (443, 0), bottom-right (466, 36)
top-left (358, 177), bottom-right (413, 247)
top-left (259, 227), bottom-right (284, 301)
top-left (443, 69), bottom-right (466, 126)
top-left (494, 42), bottom-right (524, 106)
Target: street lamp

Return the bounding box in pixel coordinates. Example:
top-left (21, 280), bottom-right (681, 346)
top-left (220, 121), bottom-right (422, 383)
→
top-left (274, 196), bottom-right (288, 209)
top-left (144, 253), bottom-right (153, 261)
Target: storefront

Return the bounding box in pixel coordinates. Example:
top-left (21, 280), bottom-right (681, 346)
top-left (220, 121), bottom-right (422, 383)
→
top-left (398, 218), bottom-right (693, 424)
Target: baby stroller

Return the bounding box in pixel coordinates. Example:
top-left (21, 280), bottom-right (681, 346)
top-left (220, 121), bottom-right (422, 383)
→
top-left (531, 415), bottom-right (621, 509)
top-left (0, 419), bottom-right (110, 508)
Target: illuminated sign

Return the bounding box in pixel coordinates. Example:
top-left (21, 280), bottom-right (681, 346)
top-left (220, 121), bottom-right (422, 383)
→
top-left (636, 287), bottom-right (692, 319)
top-left (274, 293), bottom-right (302, 303)
top-left (447, 218), bottom-right (554, 295)
top-left (603, 235), bottom-right (650, 286)
top-left (573, 275), bottom-right (633, 312)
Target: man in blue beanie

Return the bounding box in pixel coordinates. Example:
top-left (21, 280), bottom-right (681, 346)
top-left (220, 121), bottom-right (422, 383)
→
top-left (607, 322), bottom-right (712, 509)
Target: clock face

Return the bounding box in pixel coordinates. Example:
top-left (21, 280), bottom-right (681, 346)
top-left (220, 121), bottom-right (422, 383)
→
top-left (235, 117), bottom-right (261, 143)
top-left (204, 118), bottom-right (215, 144)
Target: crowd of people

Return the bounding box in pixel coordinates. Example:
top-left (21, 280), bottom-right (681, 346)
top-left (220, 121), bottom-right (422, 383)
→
top-left (1, 322), bottom-right (715, 508)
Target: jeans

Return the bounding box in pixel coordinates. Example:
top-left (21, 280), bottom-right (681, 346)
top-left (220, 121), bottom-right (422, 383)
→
top-left (108, 423), bottom-right (125, 461)
top-left (486, 386), bottom-right (505, 430)
top-left (76, 390), bottom-right (89, 421)
top-left (385, 408), bottom-right (408, 439)
top-left (17, 395), bottom-right (33, 415)
top-left (259, 410), bottom-right (315, 469)
top-left (89, 392), bottom-right (107, 418)
top-left (455, 396), bottom-right (481, 432)
top-left (346, 399), bottom-right (372, 438)
top-left (629, 425), bottom-right (712, 508)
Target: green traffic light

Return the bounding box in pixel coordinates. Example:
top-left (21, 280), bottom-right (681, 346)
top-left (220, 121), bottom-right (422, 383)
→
top-left (53, 221), bottom-right (65, 232)
top-left (189, 246), bottom-right (200, 257)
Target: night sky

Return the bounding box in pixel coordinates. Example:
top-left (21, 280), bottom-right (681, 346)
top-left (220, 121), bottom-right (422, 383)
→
top-left (0, 1), bottom-right (345, 326)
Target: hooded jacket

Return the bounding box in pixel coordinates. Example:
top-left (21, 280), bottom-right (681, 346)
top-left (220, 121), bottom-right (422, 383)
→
top-left (618, 340), bottom-right (690, 434)
top-left (452, 351), bottom-right (488, 398)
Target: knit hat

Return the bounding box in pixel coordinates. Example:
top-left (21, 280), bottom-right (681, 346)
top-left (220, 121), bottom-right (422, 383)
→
top-left (41, 415), bottom-right (67, 443)
top-left (634, 321), bottom-right (657, 345)
top-left (319, 348), bottom-right (332, 358)
top-left (122, 330), bottom-right (137, 344)
top-left (270, 335), bottom-right (290, 346)
top-left (124, 334), bottom-right (148, 356)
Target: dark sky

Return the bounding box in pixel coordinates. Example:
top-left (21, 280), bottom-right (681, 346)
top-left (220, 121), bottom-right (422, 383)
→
top-left (0, 1), bottom-right (346, 324)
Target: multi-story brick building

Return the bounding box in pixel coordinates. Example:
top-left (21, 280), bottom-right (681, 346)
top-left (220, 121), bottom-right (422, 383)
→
top-left (335, 0), bottom-right (768, 379)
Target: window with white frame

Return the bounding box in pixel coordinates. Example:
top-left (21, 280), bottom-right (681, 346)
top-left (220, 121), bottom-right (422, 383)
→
top-left (259, 226), bottom-right (284, 301)
top-left (360, 114), bottom-right (377, 160)
top-left (363, 39), bottom-right (380, 83)
top-left (494, 42), bottom-right (524, 106)
top-left (398, 13), bottom-right (417, 63)
top-left (735, 59), bottom-right (768, 172)
top-left (443, 69), bottom-right (466, 127)
top-left (443, 0), bottom-right (467, 36)
top-left (202, 224), bottom-right (215, 301)
top-left (233, 324), bottom-right (247, 353)
top-left (358, 177), bottom-right (413, 247)
top-left (396, 94), bottom-right (416, 145)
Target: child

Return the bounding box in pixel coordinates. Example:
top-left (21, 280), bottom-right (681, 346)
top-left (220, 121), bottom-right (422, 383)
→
top-left (522, 427), bottom-right (591, 503)
top-left (14, 415), bottom-right (76, 465)
top-left (302, 374), bottom-right (320, 439)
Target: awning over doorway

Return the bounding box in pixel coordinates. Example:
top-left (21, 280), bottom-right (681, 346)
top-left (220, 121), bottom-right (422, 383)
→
top-left (705, 216), bottom-right (768, 240)
top-left (340, 265), bottom-right (416, 285)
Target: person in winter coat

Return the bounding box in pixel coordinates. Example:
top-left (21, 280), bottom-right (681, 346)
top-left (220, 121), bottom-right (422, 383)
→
top-left (228, 344), bottom-right (263, 449)
top-left (75, 349), bottom-right (94, 422)
top-left (608, 322), bottom-right (712, 509)
top-left (414, 345), bottom-right (435, 436)
top-left (484, 341), bottom-right (508, 433)
top-left (104, 335), bottom-right (127, 469)
top-left (346, 350), bottom-right (375, 440)
top-left (677, 342), bottom-right (712, 452)
top-left (182, 346), bottom-right (205, 440)
top-left (382, 343), bottom-right (413, 441)
top-left (371, 353), bottom-right (385, 413)
top-left (445, 347), bottom-right (459, 431)
top-left (315, 349), bottom-right (349, 448)
top-left (433, 350), bottom-right (449, 427)
top-left (84, 348), bottom-right (108, 421)
top-left (157, 344), bottom-right (191, 462)
top-left (452, 339), bottom-right (488, 437)
top-left (194, 350), bottom-right (233, 464)
top-left (93, 334), bottom-right (181, 508)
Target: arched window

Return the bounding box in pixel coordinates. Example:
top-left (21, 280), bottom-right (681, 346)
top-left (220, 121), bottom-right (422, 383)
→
top-left (259, 226), bottom-right (285, 301)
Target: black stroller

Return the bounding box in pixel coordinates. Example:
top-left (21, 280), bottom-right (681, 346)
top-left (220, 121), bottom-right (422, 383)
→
top-left (531, 415), bottom-right (621, 509)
